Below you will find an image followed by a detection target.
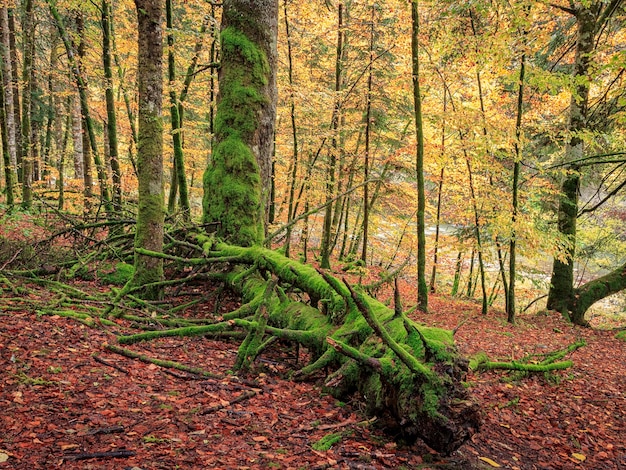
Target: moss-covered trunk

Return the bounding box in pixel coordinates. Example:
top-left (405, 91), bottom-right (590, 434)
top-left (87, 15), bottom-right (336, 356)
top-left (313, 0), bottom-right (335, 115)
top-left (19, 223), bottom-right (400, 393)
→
top-left (547, 5), bottom-right (596, 316)
top-left (202, 0), bottom-right (278, 245)
top-left (569, 262), bottom-right (626, 325)
top-left (120, 240), bottom-right (480, 454)
top-left (131, 0), bottom-right (165, 300)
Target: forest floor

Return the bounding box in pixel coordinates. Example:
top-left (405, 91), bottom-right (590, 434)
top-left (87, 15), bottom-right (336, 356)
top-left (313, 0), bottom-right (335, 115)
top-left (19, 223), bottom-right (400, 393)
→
top-left (1, 216), bottom-right (625, 469)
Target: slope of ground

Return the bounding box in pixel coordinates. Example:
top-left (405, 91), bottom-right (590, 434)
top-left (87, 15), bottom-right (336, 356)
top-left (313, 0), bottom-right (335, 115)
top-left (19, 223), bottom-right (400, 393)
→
top-left (0, 213), bottom-right (624, 469)
top-left (1, 279), bottom-right (624, 470)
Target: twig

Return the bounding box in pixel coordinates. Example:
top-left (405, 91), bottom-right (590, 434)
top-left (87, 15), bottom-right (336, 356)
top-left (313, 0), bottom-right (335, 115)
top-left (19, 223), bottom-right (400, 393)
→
top-left (92, 354), bottom-right (129, 374)
top-left (63, 450), bottom-right (136, 461)
top-left (84, 425), bottom-right (125, 436)
top-left (199, 389), bottom-right (257, 415)
top-left (105, 343), bottom-right (221, 378)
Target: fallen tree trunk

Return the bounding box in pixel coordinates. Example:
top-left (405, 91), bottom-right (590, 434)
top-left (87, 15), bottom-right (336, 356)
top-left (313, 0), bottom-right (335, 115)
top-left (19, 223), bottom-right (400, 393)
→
top-left (117, 237), bottom-right (480, 454)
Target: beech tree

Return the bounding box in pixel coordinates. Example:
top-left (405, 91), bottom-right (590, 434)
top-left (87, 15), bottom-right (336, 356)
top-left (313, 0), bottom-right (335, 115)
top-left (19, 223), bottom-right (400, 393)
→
top-left (547, 0), bottom-right (625, 324)
top-left (130, 0), bottom-right (165, 299)
top-left (202, 0), bottom-right (278, 245)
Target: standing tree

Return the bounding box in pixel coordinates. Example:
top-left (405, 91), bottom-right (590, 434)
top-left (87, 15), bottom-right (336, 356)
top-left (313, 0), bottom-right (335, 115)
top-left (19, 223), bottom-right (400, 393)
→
top-left (101, 0), bottom-right (122, 212)
top-left (411, 0), bottom-right (428, 311)
top-left (547, 0), bottom-right (624, 323)
top-left (20, 0), bottom-right (34, 209)
top-left (130, 0), bottom-right (165, 299)
top-left (202, 0), bottom-right (278, 245)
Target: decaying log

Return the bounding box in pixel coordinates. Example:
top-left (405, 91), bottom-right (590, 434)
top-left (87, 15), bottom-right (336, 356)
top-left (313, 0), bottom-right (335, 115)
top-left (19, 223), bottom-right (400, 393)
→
top-left (115, 239), bottom-right (481, 454)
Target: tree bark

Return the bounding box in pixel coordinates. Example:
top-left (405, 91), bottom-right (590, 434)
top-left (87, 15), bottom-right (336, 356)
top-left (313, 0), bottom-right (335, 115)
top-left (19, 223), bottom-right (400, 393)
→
top-left (20, 0), bottom-right (34, 209)
top-left (320, 2), bottom-right (343, 269)
top-left (102, 0), bottom-right (122, 212)
top-left (165, 0), bottom-right (191, 220)
top-left (131, 0), bottom-right (165, 300)
top-left (0, 6), bottom-right (14, 206)
top-left (509, 49), bottom-right (526, 324)
top-left (202, 0), bottom-right (278, 246)
top-left (74, 10), bottom-right (93, 205)
top-left (283, 0), bottom-right (298, 259)
top-left (7, 7), bottom-right (21, 183)
top-left (547, 3), bottom-right (602, 320)
top-left (0, 6), bottom-right (16, 175)
top-left (412, 0), bottom-right (428, 311)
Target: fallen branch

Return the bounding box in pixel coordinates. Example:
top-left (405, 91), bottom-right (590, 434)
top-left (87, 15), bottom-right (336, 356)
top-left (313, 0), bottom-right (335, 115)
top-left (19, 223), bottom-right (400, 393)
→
top-left (63, 450), bottom-right (136, 461)
top-left (199, 389), bottom-right (257, 415)
top-left (470, 340), bottom-right (585, 372)
top-left (472, 360), bottom-right (573, 372)
top-left (104, 343), bottom-right (221, 378)
top-left (92, 354), bottom-right (129, 374)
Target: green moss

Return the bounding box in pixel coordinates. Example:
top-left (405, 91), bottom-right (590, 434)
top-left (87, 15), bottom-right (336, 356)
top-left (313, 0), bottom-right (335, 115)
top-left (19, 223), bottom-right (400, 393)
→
top-left (101, 262), bottom-right (135, 285)
top-left (616, 331), bottom-right (626, 342)
top-left (117, 322), bottom-right (234, 344)
top-left (468, 351), bottom-right (489, 371)
top-left (420, 383), bottom-right (443, 419)
top-left (312, 432), bottom-right (343, 451)
top-left (202, 26), bottom-right (270, 247)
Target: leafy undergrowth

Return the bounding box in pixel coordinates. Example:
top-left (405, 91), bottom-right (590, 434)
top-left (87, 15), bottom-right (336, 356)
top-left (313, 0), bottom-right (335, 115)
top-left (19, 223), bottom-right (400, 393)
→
top-left (0, 280), bottom-right (624, 469)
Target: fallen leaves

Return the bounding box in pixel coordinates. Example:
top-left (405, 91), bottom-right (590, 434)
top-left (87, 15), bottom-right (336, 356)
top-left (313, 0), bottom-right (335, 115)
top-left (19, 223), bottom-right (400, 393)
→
top-left (479, 456), bottom-right (502, 467)
top-left (1, 273), bottom-right (625, 469)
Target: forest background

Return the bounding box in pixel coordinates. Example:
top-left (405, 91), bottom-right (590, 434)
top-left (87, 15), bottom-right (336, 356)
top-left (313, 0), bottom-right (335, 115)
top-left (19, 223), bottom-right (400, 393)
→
top-left (0, 0), bottom-right (624, 324)
top-left (0, 0), bottom-right (625, 468)
top-left (0, 0), bottom-right (624, 323)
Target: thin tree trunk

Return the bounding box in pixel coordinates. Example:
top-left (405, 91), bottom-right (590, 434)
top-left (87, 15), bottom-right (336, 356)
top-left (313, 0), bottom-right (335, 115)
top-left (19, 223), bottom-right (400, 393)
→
top-left (58, 97), bottom-right (72, 210)
top-left (411, 0), bottom-right (427, 311)
top-left (165, 0), bottom-right (190, 220)
top-left (451, 251), bottom-right (463, 296)
top-left (7, 8), bottom-right (21, 183)
top-left (430, 90), bottom-right (447, 293)
top-left (20, 0), bottom-right (34, 210)
top-left (361, 5), bottom-right (375, 265)
top-left (320, 2), bottom-right (344, 269)
top-left (283, 0), bottom-right (298, 259)
top-left (508, 49), bottom-right (526, 323)
top-left (110, 8), bottom-right (138, 176)
top-left (71, 93), bottom-right (83, 179)
top-left (465, 159), bottom-right (488, 314)
top-left (43, 28), bottom-right (59, 183)
top-left (75, 11), bottom-right (93, 206)
top-left (0, 56), bottom-right (14, 207)
top-left (0, 6), bottom-right (16, 176)
top-left (102, 0), bottom-right (122, 212)
top-left (466, 249), bottom-right (475, 298)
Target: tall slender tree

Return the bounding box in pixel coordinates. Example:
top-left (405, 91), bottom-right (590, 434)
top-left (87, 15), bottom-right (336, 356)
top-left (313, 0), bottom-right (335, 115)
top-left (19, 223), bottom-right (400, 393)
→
top-left (320, 2), bottom-right (344, 269)
top-left (101, 0), bottom-right (122, 212)
top-left (131, 0), bottom-right (165, 299)
top-left (165, 0), bottom-right (190, 220)
top-left (20, 0), bottom-right (34, 209)
top-left (411, 0), bottom-right (427, 311)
